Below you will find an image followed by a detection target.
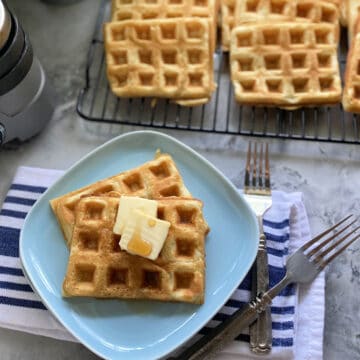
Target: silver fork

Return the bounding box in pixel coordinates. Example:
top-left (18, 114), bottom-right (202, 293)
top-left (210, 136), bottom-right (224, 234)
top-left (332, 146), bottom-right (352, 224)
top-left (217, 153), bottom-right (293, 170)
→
top-left (169, 215), bottom-right (360, 360)
top-left (244, 142), bottom-right (272, 353)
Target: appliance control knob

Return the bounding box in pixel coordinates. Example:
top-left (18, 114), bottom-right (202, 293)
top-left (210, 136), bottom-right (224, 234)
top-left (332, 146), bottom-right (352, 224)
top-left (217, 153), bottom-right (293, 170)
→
top-left (0, 123), bottom-right (5, 145)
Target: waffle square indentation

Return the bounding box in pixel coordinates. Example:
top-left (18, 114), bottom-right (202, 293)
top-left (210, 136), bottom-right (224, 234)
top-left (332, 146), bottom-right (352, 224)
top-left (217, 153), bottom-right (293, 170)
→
top-left (319, 77), bottom-right (333, 92)
top-left (175, 272), bottom-right (194, 289)
top-left (266, 79), bottom-right (282, 93)
top-left (149, 162), bottom-right (171, 178)
top-left (237, 32), bottom-right (252, 47)
top-left (160, 24), bottom-right (177, 39)
top-left (264, 55), bottom-right (281, 70)
top-left (112, 28), bottom-right (126, 41)
top-left (93, 184), bottom-right (116, 195)
top-left (176, 207), bottom-right (196, 224)
top-left (246, 0), bottom-right (259, 12)
top-left (187, 50), bottom-right (203, 64)
top-left (123, 173), bottom-right (144, 191)
top-left (315, 29), bottom-right (329, 44)
top-left (164, 73), bottom-right (178, 86)
top-left (112, 50), bottom-right (128, 65)
top-left (290, 29), bottom-right (305, 44)
top-left (239, 79), bottom-right (256, 92)
top-left (176, 238), bottom-right (195, 257)
top-left (159, 184), bottom-right (180, 197)
top-left (138, 49), bottom-right (153, 65)
top-left (291, 53), bottom-right (307, 69)
top-left (237, 57), bottom-right (253, 72)
top-left (189, 73), bottom-right (203, 87)
top-left (135, 25), bottom-right (151, 40)
top-left (292, 78), bottom-right (309, 93)
top-left (112, 72), bottom-right (128, 87)
top-left (194, 0), bottom-right (207, 6)
top-left (75, 265), bottom-right (95, 284)
top-left (186, 23), bottom-right (204, 39)
top-left (317, 53), bottom-right (331, 68)
top-left (157, 206), bottom-right (165, 220)
top-left (84, 202), bottom-right (105, 220)
top-left (161, 49), bottom-right (177, 64)
top-left (263, 29), bottom-right (279, 45)
top-left (321, 7), bottom-right (336, 23)
top-left (79, 231), bottom-right (99, 251)
top-left (114, 11), bottom-right (133, 21)
top-left (142, 270), bottom-right (161, 289)
top-left (107, 267), bottom-right (128, 285)
top-left (354, 86), bottom-right (360, 99)
top-left (111, 234), bottom-right (122, 252)
top-left (270, 0), bottom-right (286, 14)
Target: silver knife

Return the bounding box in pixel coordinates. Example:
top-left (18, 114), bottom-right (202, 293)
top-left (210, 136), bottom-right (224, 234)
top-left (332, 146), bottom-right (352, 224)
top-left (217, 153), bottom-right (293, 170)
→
top-left (249, 226), bottom-right (272, 353)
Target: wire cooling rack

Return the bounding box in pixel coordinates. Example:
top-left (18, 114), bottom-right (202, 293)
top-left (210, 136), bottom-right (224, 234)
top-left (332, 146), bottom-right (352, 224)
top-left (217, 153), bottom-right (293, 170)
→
top-left (76, 0), bottom-right (360, 144)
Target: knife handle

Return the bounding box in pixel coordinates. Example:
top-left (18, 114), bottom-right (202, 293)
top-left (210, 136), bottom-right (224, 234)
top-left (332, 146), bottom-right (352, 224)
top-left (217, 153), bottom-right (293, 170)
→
top-left (168, 295), bottom-right (272, 360)
top-left (249, 217), bottom-right (272, 354)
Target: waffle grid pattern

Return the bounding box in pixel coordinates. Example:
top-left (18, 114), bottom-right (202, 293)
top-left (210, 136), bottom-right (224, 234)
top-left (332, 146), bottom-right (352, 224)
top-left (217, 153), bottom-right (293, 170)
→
top-left (230, 22), bottom-right (341, 107)
top-left (111, 0), bottom-right (217, 22)
top-left (104, 18), bottom-right (215, 101)
top-left (63, 197), bottom-right (208, 304)
top-left (50, 154), bottom-right (191, 246)
top-left (221, 0), bottom-right (339, 50)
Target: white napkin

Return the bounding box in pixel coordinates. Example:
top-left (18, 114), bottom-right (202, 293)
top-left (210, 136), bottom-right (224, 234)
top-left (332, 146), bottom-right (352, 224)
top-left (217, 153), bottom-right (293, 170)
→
top-left (0, 166), bottom-right (324, 359)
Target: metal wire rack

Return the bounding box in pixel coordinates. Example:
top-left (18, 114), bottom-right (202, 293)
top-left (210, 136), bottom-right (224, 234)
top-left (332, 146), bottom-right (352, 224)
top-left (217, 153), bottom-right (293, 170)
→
top-left (76, 0), bottom-right (360, 144)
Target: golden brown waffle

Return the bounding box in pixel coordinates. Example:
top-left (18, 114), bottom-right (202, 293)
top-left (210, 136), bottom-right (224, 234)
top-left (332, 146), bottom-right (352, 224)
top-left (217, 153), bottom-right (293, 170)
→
top-left (50, 153), bottom-right (191, 247)
top-left (104, 18), bottom-right (216, 104)
top-left (221, 0), bottom-right (339, 51)
top-left (62, 196), bottom-right (209, 304)
top-left (339, 0), bottom-right (347, 26)
top-left (230, 22), bottom-right (341, 108)
top-left (111, 0), bottom-right (218, 23)
top-left (346, 0), bottom-right (360, 43)
top-left (110, 0), bottom-right (219, 52)
top-left (343, 30), bottom-right (360, 112)
top-left (220, 0), bottom-right (236, 51)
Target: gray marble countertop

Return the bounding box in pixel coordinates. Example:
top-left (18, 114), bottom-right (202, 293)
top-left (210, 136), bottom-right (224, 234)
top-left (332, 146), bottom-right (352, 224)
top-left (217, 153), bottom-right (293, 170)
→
top-left (1, 1), bottom-right (360, 359)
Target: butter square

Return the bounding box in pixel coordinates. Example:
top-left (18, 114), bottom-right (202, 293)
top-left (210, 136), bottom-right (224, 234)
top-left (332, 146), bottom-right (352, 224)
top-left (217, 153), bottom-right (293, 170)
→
top-left (113, 196), bottom-right (157, 235)
top-left (120, 209), bottom-right (170, 260)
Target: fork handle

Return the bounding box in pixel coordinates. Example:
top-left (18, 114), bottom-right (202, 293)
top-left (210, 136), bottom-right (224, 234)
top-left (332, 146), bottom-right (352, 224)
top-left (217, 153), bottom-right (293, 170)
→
top-left (168, 294), bottom-right (273, 360)
top-left (249, 216), bottom-right (272, 353)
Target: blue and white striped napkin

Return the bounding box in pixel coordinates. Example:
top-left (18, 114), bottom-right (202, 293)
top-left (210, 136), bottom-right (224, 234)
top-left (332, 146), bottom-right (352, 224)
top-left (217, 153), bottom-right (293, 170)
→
top-left (0, 166), bottom-right (325, 359)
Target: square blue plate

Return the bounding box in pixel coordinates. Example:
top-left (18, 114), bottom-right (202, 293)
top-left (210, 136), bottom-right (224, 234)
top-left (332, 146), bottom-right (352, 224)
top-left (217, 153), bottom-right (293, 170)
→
top-left (20, 130), bottom-right (258, 360)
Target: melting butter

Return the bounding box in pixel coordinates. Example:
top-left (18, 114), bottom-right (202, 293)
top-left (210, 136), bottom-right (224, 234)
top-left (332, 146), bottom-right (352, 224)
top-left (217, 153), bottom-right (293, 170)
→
top-left (113, 196), bottom-right (157, 235)
top-left (120, 209), bottom-right (170, 260)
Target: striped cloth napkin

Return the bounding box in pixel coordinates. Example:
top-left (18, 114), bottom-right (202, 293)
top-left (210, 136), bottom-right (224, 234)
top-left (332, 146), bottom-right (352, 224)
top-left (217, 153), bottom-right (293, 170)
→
top-left (0, 166), bottom-right (325, 359)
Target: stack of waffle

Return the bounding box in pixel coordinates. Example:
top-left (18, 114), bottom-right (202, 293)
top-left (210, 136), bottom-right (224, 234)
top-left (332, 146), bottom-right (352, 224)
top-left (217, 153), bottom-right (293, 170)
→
top-left (227, 0), bottom-right (342, 109)
top-left (51, 152), bottom-right (209, 304)
top-left (103, 0), bottom-right (217, 106)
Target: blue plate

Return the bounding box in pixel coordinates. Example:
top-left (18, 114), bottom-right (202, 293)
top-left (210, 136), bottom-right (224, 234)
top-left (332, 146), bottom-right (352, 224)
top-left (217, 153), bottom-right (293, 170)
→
top-left (20, 130), bottom-right (258, 360)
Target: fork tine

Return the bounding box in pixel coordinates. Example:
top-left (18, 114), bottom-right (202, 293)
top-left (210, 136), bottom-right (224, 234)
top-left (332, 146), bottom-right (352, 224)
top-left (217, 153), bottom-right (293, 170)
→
top-left (265, 143), bottom-right (270, 190)
top-left (317, 232), bottom-right (360, 270)
top-left (306, 220), bottom-right (358, 257)
top-left (313, 226), bottom-right (360, 264)
top-left (301, 214), bottom-right (354, 251)
top-left (245, 142), bottom-right (251, 188)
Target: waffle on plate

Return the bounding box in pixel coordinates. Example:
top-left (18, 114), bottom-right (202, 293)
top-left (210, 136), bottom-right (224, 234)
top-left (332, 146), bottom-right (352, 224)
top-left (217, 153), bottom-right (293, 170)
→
top-left (50, 152), bottom-right (191, 247)
top-left (62, 196), bottom-right (209, 304)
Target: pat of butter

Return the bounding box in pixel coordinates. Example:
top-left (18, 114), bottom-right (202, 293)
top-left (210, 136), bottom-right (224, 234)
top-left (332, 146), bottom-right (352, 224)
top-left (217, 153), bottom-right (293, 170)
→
top-left (120, 209), bottom-right (170, 260)
top-left (113, 196), bottom-right (157, 235)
